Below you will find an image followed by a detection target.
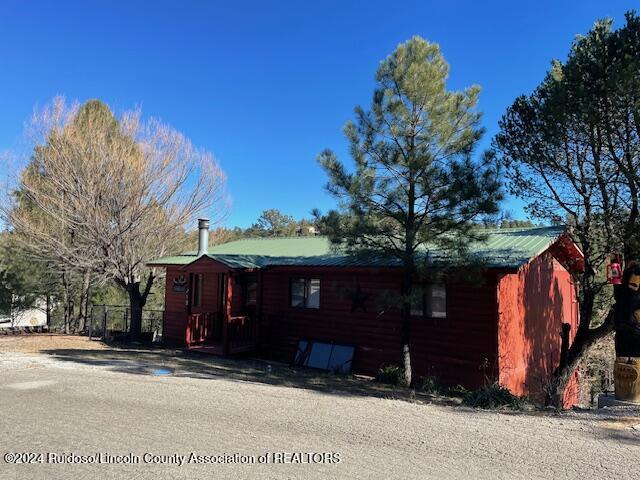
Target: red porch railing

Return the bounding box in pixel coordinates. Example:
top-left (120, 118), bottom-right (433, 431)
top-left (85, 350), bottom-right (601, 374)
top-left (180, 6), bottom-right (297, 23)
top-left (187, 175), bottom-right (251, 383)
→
top-left (186, 312), bottom-right (222, 346)
top-left (228, 315), bottom-right (258, 351)
top-left (186, 312), bottom-right (257, 353)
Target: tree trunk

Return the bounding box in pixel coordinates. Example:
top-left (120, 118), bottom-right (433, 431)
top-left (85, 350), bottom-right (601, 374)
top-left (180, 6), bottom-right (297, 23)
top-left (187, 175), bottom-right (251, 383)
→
top-left (401, 259), bottom-right (414, 386)
top-left (78, 270), bottom-right (91, 332)
top-left (128, 283), bottom-right (144, 340)
top-left (62, 271), bottom-right (70, 334)
top-left (402, 158), bottom-right (417, 386)
top-left (68, 300), bottom-right (75, 331)
top-left (401, 308), bottom-right (412, 386)
top-left (125, 272), bottom-right (154, 341)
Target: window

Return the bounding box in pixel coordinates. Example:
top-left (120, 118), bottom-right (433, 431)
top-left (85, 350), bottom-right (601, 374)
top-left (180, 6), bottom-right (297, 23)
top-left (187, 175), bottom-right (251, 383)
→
top-left (428, 285), bottom-right (447, 318)
top-left (244, 275), bottom-right (258, 307)
top-left (410, 284), bottom-right (446, 318)
top-left (410, 286), bottom-right (425, 316)
top-left (290, 278), bottom-right (320, 309)
top-left (191, 273), bottom-right (203, 307)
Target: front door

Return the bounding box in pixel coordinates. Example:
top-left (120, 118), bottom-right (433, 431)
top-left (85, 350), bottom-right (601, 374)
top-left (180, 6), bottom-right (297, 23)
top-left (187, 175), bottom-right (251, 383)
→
top-left (187, 271), bottom-right (224, 344)
top-left (210, 273), bottom-right (226, 343)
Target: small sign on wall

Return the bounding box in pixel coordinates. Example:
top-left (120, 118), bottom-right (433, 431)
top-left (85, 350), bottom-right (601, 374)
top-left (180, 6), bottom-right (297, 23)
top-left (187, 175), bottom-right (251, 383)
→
top-left (172, 275), bottom-right (187, 292)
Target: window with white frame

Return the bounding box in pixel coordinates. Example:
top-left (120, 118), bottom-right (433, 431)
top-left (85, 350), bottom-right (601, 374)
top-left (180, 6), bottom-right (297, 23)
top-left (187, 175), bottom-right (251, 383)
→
top-left (290, 278), bottom-right (320, 309)
top-left (410, 284), bottom-right (446, 318)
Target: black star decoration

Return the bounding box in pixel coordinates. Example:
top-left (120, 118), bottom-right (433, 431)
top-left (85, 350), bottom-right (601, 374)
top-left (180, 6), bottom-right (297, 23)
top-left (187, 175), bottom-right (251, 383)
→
top-left (348, 284), bottom-right (370, 313)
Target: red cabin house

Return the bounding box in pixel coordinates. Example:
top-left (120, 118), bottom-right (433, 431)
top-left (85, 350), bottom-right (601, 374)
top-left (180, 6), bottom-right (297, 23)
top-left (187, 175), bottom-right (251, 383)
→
top-left (148, 221), bottom-right (584, 406)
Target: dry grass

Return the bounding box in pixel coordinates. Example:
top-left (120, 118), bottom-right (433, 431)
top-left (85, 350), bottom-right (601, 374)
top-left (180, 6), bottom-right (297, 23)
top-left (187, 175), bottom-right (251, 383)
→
top-left (0, 334), bottom-right (109, 353)
top-left (578, 333), bottom-right (615, 406)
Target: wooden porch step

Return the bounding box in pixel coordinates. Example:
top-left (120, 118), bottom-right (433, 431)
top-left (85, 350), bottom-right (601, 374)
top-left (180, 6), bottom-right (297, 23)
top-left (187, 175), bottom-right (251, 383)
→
top-left (187, 344), bottom-right (225, 355)
top-left (187, 343), bottom-right (257, 355)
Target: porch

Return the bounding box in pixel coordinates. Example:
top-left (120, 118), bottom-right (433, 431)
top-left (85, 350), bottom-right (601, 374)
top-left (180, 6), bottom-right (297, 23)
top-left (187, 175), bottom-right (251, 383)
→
top-left (185, 311), bottom-right (258, 355)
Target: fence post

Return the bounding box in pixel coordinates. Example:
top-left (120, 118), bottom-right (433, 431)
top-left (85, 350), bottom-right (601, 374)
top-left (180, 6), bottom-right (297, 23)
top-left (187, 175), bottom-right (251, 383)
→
top-left (88, 305), bottom-right (93, 339)
top-left (103, 305), bottom-right (108, 340)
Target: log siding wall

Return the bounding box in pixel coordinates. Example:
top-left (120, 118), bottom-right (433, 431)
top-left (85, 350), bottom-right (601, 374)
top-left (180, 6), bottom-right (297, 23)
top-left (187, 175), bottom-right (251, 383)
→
top-left (163, 258), bottom-right (230, 345)
top-left (158, 245), bottom-right (580, 405)
top-left (259, 267), bottom-right (499, 388)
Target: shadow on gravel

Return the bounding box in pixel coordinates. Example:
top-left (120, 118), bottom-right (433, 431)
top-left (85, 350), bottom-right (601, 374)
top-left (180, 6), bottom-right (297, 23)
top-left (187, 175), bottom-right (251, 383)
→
top-left (39, 346), bottom-right (463, 406)
top-left (601, 429), bottom-right (640, 446)
top-left (36, 344), bottom-right (640, 444)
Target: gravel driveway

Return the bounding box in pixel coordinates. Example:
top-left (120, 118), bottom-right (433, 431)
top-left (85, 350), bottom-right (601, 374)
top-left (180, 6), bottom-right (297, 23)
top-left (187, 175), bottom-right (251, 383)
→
top-left (0, 337), bottom-right (638, 479)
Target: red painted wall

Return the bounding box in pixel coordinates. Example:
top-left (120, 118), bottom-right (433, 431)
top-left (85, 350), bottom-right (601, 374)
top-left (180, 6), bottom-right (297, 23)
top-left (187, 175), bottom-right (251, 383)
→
top-left (259, 267), bottom-right (499, 388)
top-left (260, 268), bottom-right (402, 374)
top-left (163, 266), bottom-right (188, 345)
top-left (159, 244), bottom-right (580, 404)
top-left (411, 278), bottom-right (499, 387)
top-left (497, 252), bottom-right (579, 406)
top-left (163, 258), bottom-right (230, 345)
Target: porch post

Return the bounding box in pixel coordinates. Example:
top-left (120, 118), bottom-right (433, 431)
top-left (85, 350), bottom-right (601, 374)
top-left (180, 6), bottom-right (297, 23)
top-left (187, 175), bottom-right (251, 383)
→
top-left (185, 271), bottom-right (191, 349)
top-left (256, 270), bottom-right (263, 351)
top-left (223, 273), bottom-right (232, 355)
top-left (184, 313), bottom-right (190, 349)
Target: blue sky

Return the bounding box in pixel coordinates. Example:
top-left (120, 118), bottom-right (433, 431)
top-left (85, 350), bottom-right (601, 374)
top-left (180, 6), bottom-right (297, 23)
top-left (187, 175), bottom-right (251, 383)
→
top-left (0, 1), bottom-right (633, 227)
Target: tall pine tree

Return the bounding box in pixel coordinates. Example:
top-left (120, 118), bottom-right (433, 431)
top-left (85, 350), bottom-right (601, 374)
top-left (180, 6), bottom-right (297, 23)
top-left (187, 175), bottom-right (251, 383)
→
top-left (319, 36), bottom-right (502, 384)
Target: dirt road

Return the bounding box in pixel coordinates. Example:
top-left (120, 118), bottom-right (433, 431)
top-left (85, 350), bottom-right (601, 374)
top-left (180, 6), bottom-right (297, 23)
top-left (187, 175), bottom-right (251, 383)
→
top-left (0, 338), bottom-right (638, 479)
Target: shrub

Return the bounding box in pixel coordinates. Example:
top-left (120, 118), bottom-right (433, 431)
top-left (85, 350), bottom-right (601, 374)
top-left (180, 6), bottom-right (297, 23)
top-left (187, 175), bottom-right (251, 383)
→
top-left (578, 333), bottom-right (615, 406)
top-left (419, 376), bottom-right (445, 395)
top-left (375, 364), bottom-right (406, 386)
top-left (462, 383), bottom-right (527, 410)
top-left (447, 384), bottom-right (468, 397)
top-left (417, 375), bottom-right (468, 397)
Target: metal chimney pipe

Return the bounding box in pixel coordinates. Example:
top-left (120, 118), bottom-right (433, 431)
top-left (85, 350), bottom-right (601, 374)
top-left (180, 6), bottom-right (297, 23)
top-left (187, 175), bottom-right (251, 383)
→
top-left (197, 218), bottom-right (210, 256)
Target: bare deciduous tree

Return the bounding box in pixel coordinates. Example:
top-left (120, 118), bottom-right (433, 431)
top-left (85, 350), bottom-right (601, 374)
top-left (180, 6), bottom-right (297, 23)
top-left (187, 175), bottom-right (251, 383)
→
top-left (2, 97), bottom-right (228, 337)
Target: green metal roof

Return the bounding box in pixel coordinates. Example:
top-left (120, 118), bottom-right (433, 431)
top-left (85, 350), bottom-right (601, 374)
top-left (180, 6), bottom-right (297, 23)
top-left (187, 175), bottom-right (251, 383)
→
top-left (147, 226), bottom-right (570, 270)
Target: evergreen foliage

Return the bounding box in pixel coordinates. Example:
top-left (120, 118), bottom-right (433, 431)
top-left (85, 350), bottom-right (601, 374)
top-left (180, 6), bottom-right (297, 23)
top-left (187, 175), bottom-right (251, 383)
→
top-left (495, 11), bottom-right (640, 405)
top-left (318, 36), bottom-right (503, 384)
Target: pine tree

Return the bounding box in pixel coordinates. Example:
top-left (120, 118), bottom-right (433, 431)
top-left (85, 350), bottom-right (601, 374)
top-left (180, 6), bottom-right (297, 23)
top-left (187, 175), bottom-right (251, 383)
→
top-left (495, 11), bottom-right (640, 405)
top-left (318, 36), bottom-right (502, 384)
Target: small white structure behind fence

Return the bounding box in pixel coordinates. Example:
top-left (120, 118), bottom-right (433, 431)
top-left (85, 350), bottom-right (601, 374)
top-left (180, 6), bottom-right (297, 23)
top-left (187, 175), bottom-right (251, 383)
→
top-left (0, 300), bottom-right (47, 329)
